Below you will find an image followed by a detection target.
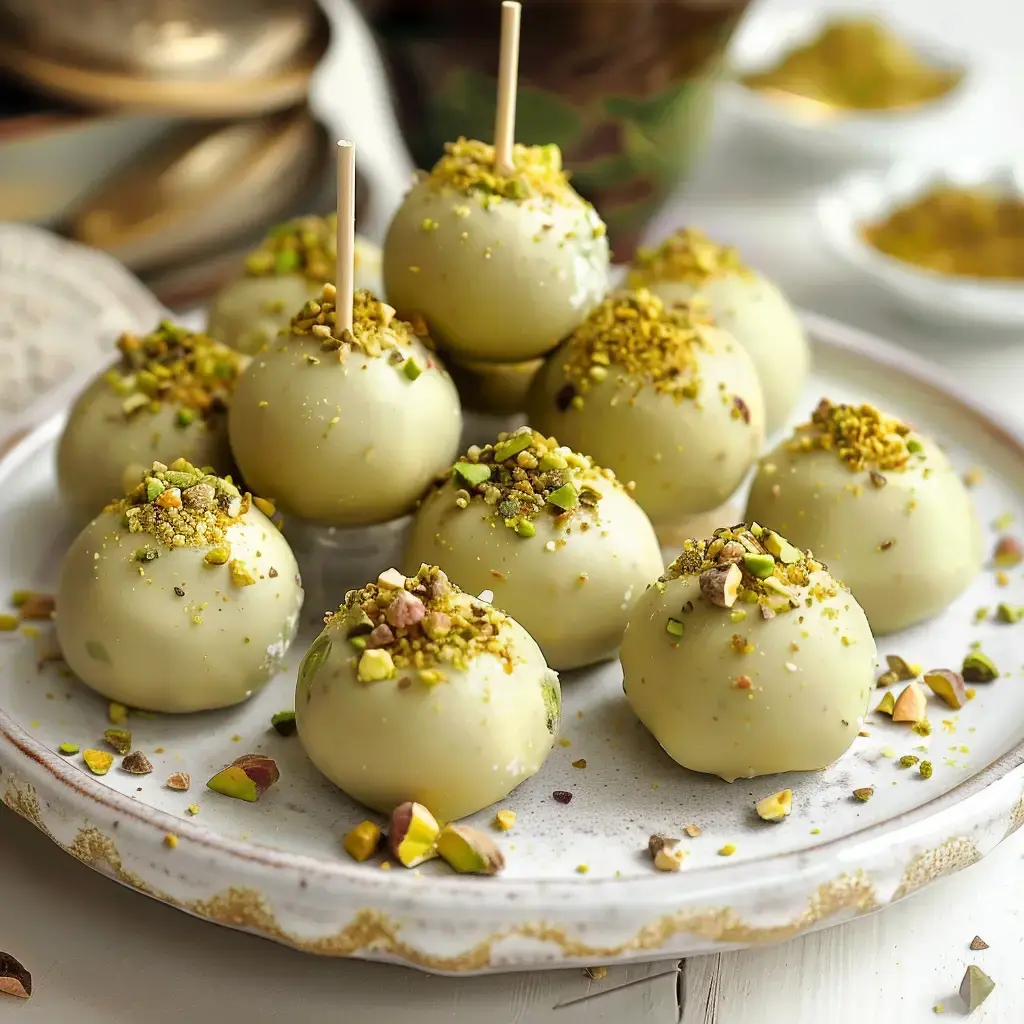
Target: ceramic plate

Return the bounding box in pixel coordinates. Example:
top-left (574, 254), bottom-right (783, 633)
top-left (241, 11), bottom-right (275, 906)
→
top-left (1, 312), bottom-right (1023, 975)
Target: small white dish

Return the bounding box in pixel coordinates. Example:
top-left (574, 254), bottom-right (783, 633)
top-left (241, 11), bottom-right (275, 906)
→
top-left (819, 160), bottom-right (1024, 327)
top-left (720, 8), bottom-right (985, 162)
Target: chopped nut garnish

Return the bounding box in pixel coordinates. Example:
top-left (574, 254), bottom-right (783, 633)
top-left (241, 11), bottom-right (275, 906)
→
top-left (648, 834), bottom-right (686, 871)
top-left (993, 535), bottom-right (1024, 567)
top-left (121, 751), bottom-right (153, 774)
top-left (206, 754), bottom-right (279, 802)
top-left (166, 772), bottom-right (191, 791)
top-left (959, 965), bottom-right (995, 1011)
top-left (108, 701), bottom-right (129, 725)
top-left (0, 952), bottom-right (32, 999)
top-left (853, 787), bottom-right (874, 802)
top-left (583, 966), bottom-right (608, 981)
top-left (389, 802), bottom-right (441, 868)
top-left (970, 935), bottom-right (989, 951)
top-left (436, 824), bottom-right (505, 875)
top-left (103, 728), bottom-right (131, 755)
top-left (892, 682), bottom-right (927, 724)
top-left (552, 790), bottom-right (573, 804)
top-left (271, 710), bottom-right (297, 736)
top-left (755, 789), bottom-right (792, 821)
top-left (684, 824), bottom-right (702, 838)
top-left (57, 742), bottom-right (79, 755)
top-left (886, 654), bottom-right (921, 680)
top-left (787, 399), bottom-right (915, 472)
top-left (899, 754), bottom-right (920, 768)
top-left (82, 749), bottom-right (114, 775)
top-left (494, 809), bottom-right (516, 831)
top-left (962, 651), bottom-right (999, 683)
top-left (343, 821), bottom-right (382, 862)
top-left (718, 843), bottom-right (737, 856)
top-left (628, 227), bottom-right (750, 287)
top-left (164, 833), bottom-right (178, 849)
top-left (919, 760), bottom-right (934, 779)
top-left (923, 669), bottom-right (967, 709)
top-left (243, 213), bottom-right (349, 281)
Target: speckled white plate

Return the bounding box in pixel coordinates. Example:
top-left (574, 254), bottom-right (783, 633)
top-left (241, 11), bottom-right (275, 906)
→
top-left (1, 312), bottom-right (1023, 975)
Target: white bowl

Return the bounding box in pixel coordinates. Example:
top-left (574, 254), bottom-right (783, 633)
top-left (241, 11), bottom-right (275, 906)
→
top-left (720, 7), bottom-right (985, 162)
top-left (818, 160), bottom-right (1024, 327)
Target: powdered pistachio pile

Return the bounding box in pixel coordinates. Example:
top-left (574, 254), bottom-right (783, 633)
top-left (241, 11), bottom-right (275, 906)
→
top-left (552, 289), bottom-right (713, 405)
top-left (628, 227), bottom-right (750, 288)
top-left (108, 458), bottom-right (250, 551)
top-left (243, 214), bottom-right (337, 281)
top-left (436, 426), bottom-right (613, 538)
top-left (288, 285), bottom-right (429, 366)
top-left (331, 564), bottom-right (515, 679)
top-left (103, 322), bottom-right (241, 425)
top-left (788, 399), bottom-right (917, 473)
top-left (663, 523), bottom-right (838, 622)
top-left (424, 138), bottom-right (580, 205)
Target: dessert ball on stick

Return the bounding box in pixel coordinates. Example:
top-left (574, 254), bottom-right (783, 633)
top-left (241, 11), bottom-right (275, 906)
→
top-left (295, 564), bottom-right (560, 821)
top-left (745, 399), bottom-right (982, 634)
top-left (228, 286), bottom-right (461, 527)
top-left (406, 427), bottom-right (663, 670)
top-left (621, 523), bottom-right (875, 781)
top-left (384, 5), bottom-right (608, 363)
top-left (529, 289), bottom-right (765, 531)
top-left (57, 322), bottom-right (242, 523)
top-left (56, 459), bottom-right (303, 713)
top-left (208, 213), bottom-right (383, 355)
top-left (628, 228), bottom-right (809, 434)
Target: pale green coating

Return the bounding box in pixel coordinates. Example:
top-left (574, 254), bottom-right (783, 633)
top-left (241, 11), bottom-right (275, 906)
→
top-left (529, 325), bottom-right (766, 528)
top-left (56, 505), bottom-right (303, 713)
top-left (645, 273), bottom-right (810, 436)
top-left (383, 179), bottom-right (609, 363)
top-left (227, 335), bottom-right (462, 527)
top-left (621, 567), bottom-right (875, 781)
top-left (295, 595), bottom-right (559, 821)
top-left (406, 473), bottom-right (664, 670)
top-left (57, 375), bottom-right (233, 523)
top-left (745, 432), bottom-right (982, 634)
top-left (207, 239), bottom-right (384, 356)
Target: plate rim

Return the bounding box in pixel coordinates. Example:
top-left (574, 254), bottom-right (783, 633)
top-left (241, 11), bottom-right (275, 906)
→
top-left (1, 309), bottom-right (1023, 947)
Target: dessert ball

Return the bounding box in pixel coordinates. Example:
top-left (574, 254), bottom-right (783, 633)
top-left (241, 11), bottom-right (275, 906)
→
top-left (208, 214), bottom-right (384, 355)
top-left (57, 322), bottom-right (242, 523)
top-left (384, 139), bottom-right (609, 363)
top-left (56, 459), bottom-right (303, 713)
top-left (406, 427), bottom-right (663, 670)
top-left (228, 286), bottom-right (462, 527)
top-left (529, 289), bottom-right (765, 531)
top-left (745, 399), bottom-right (982, 634)
top-left (628, 228), bottom-right (809, 435)
top-left (296, 564), bottom-right (559, 821)
top-left (621, 523), bottom-right (875, 781)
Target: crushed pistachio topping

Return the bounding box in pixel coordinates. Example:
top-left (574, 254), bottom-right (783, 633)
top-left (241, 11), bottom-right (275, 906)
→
top-left (424, 137), bottom-right (578, 204)
top-left (553, 289), bottom-right (714, 403)
top-left (432, 427), bottom-right (618, 536)
top-left (106, 458), bottom-right (250, 550)
top-left (288, 285), bottom-right (428, 361)
top-left (788, 399), bottom-right (916, 472)
top-left (663, 523), bottom-right (836, 620)
top-left (329, 564), bottom-right (515, 675)
top-left (103, 321), bottom-right (241, 423)
top-left (628, 227), bottom-right (750, 287)
top-left (243, 213), bottom-right (346, 281)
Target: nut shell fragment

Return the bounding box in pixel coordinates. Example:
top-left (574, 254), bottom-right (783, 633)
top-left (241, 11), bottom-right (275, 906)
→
top-left (0, 952), bottom-right (31, 999)
top-left (923, 668), bottom-right (967, 709)
top-left (436, 824), bottom-right (505, 875)
top-left (892, 682), bottom-right (927, 724)
top-left (206, 754), bottom-right (279, 802)
top-left (388, 801), bottom-right (441, 868)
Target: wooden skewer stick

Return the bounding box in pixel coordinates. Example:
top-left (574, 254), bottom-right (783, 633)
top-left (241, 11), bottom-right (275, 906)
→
top-left (493, 1), bottom-right (521, 176)
top-left (334, 139), bottom-right (356, 338)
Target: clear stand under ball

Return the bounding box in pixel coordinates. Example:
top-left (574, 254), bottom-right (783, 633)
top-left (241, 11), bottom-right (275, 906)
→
top-left (285, 515), bottom-right (412, 616)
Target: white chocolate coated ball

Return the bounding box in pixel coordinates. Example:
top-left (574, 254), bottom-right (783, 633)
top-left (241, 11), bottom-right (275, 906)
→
top-left (646, 272), bottom-right (809, 436)
top-left (622, 564), bottom-right (875, 781)
top-left (745, 433), bottom-right (981, 634)
top-left (295, 598), bottom-right (559, 821)
top-left (406, 475), bottom-right (664, 671)
top-left (384, 179), bottom-right (609, 363)
top-left (57, 374), bottom-right (234, 523)
top-left (530, 326), bottom-right (766, 528)
top-left (56, 506), bottom-right (303, 713)
top-left (228, 335), bottom-right (462, 526)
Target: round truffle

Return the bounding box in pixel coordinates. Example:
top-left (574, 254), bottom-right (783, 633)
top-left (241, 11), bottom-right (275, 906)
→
top-left (529, 289), bottom-right (766, 531)
top-left (57, 322), bottom-right (242, 523)
top-left (56, 459), bottom-right (303, 713)
top-left (295, 564), bottom-right (560, 821)
top-left (383, 139), bottom-right (609, 363)
top-left (406, 427), bottom-right (664, 670)
top-left (208, 214), bottom-right (384, 355)
top-left (228, 286), bottom-right (462, 527)
top-left (621, 523), bottom-right (875, 781)
top-left (745, 399), bottom-right (982, 634)
top-left (628, 228), bottom-right (809, 435)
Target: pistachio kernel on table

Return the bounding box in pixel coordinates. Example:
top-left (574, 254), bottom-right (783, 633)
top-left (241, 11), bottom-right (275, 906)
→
top-left (343, 820), bottom-right (382, 863)
top-left (962, 651), bottom-right (999, 682)
top-left (389, 801), bottom-right (441, 868)
top-left (786, 399), bottom-right (917, 473)
top-left (82, 749), bottom-right (114, 775)
top-left (103, 728), bottom-right (131, 755)
top-left (628, 227), bottom-right (751, 289)
top-left (435, 824), bottom-right (505, 876)
top-left (206, 754), bottom-right (279, 802)
top-left (121, 751), bottom-right (153, 774)
top-left (959, 965), bottom-right (995, 1011)
top-left (648, 834), bottom-right (686, 872)
top-left (754, 789), bottom-right (792, 822)
top-left (104, 321), bottom-right (241, 423)
top-left (0, 952), bottom-right (32, 1000)
top-left (166, 772), bottom-right (191, 791)
top-left (331, 565), bottom-right (515, 676)
top-left (243, 213), bottom-right (343, 281)
top-left (892, 682), bottom-right (927, 724)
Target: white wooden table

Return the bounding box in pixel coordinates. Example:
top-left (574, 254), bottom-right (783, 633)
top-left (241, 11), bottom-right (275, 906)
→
top-left (3, 0), bottom-right (1024, 1020)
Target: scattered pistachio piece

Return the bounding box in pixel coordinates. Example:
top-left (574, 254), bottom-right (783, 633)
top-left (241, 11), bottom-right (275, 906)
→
top-left (270, 710), bottom-right (297, 736)
top-left (899, 754), bottom-right (920, 768)
top-left (166, 772), bottom-right (191, 791)
top-left (0, 952), bottom-right (32, 999)
top-left (699, 563), bottom-right (743, 608)
top-left (853, 787), bottom-right (874, 802)
top-left (204, 546), bottom-right (231, 566)
top-left (343, 820), bottom-right (383, 862)
top-left (388, 801), bottom-right (441, 868)
top-left (164, 833), bottom-right (178, 849)
top-left (665, 617), bottom-right (684, 637)
top-left (82, 749), bottom-right (114, 775)
top-left (103, 728), bottom-right (132, 755)
top-left (108, 701), bottom-right (129, 725)
top-left (452, 461), bottom-right (491, 488)
top-left (206, 754), bottom-right (279, 802)
top-left (876, 669), bottom-right (899, 687)
top-left (494, 809), bottom-right (516, 831)
top-left (0, 614), bottom-right (17, 631)
top-left (886, 654), bottom-right (921, 680)
top-left (892, 682), bottom-right (927, 724)
top-left (718, 843), bottom-right (737, 856)
top-left (120, 750), bottom-right (153, 774)
top-left (436, 824), bottom-right (505, 875)
top-left (357, 648), bottom-right (396, 683)
top-left (742, 552), bottom-right (776, 579)
top-left (684, 824), bottom-right (702, 838)
top-left (919, 760), bottom-right (934, 779)
top-left (923, 668), bottom-right (967, 709)
top-left (962, 651), bottom-right (999, 683)
top-left (402, 357), bottom-right (423, 381)
top-left (57, 742), bottom-right (79, 755)
top-left (874, 691), bottom-right (896, 715)
top-left (959, 965), bottom-right (995, 1012)
top-left (546, 482), bottom-right (579, 511)
top-left (648, 834), bottom-right (686, 871)
top-left (583, 966), bottom-right (607, 981)
top-left (229, 560), bottom-right (257, 587)
top-left (754, 789), bottom-right (792, 822)
top-left (993, 535), bottom-right (1024, 567)
top-left (970, 935), bottom-right (989, 951)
